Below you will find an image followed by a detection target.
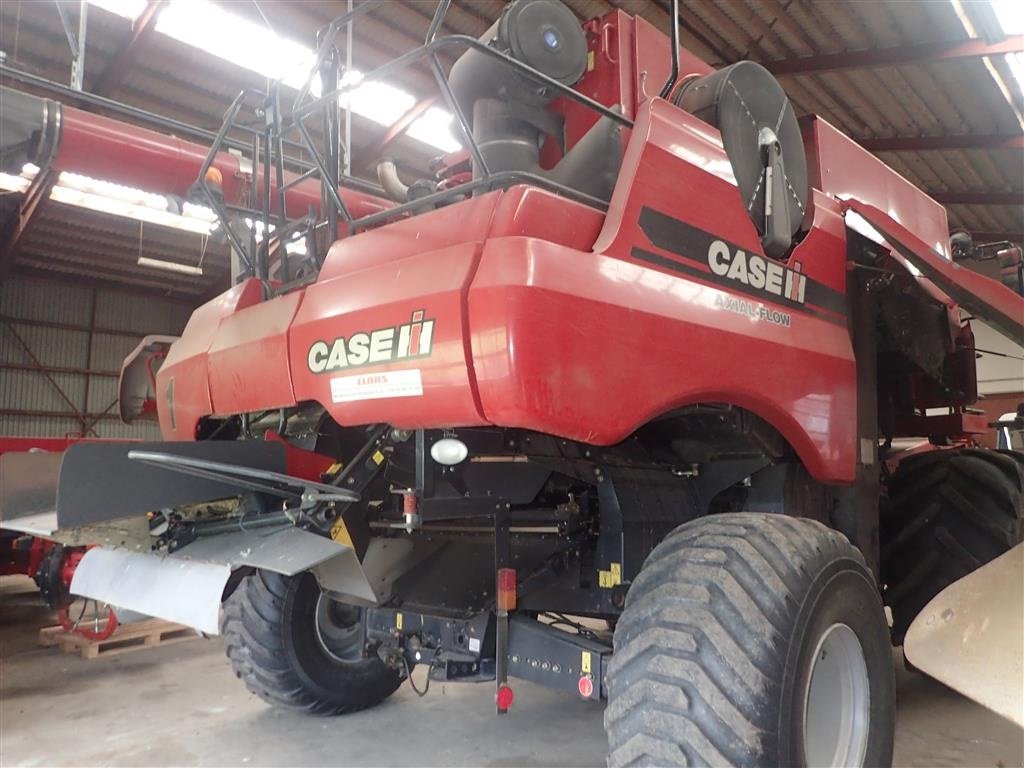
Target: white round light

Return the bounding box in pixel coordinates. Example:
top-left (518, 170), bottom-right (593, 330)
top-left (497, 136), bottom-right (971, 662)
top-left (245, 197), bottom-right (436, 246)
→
top-left (430, 438), bottom-right (469, 466)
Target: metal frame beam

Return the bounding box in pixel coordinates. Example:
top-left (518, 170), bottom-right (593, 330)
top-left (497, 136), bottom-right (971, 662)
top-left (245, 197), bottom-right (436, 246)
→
top-left (1, 320), bottom-right (98, 436)
top-left (0, 409), bottom-right (120, 423)
top-left (0, 314), bottom-right (174, 339)
top-left (0, 362), bottom-right (119, 378)
top-left (92, 0), bottom-right (166, 95)
top-left (0, 167), bottom-right (59, 279)
top-left (859, 134), bottom-right (1024, 151)
top-left (932, 191), bottom-right (1024, 205)
top-left (970, 231), bottom-right (1024, 243)
top-left (363, 95), bottom-right (438, 162)
top-left (765, 35), bottom-right (1024, 76)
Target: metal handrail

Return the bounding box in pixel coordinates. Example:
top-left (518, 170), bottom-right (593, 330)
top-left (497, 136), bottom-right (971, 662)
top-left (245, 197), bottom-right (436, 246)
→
top-left (195, 0), bottom-right (641, 287)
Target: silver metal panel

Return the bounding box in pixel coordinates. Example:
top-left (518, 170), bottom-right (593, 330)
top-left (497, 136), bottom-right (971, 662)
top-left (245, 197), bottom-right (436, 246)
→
top-left (172, 526), bottom-right (351, 573)
top-left (0, 450), bottom-right (60, 521)
top-left (0, 511), bottom-right (58, 536)
top-left (904, 544), bottom-right (1024, 727)
top-left (70, 548), bottom-right (231, 635)
top-left (0, 277), bottom-right (92, 326)
top-left (175, 527), bottom-right (375, 602)
top-left (67, 527), bottom-right (378, 634)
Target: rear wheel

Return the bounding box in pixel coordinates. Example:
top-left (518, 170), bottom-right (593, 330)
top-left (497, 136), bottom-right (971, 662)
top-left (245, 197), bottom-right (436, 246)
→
top-left (222, 570), bottom-right (402, 715)
top-left (881, 448), bottom-right (1024, 646)
top-left (605, 513), bottom-right (894, 768)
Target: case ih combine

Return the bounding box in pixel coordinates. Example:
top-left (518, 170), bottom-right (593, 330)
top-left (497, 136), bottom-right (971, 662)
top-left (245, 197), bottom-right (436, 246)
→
top-left (2, 0), bottom-right (1023, 765)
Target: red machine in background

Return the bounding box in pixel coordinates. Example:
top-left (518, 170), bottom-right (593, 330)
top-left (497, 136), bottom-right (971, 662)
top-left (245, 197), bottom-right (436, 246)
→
top-left (0, 438), bottom-right (117, 641)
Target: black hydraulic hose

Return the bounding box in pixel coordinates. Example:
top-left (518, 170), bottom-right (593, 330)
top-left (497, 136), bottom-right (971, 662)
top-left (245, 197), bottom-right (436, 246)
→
top-left (660, 0), bottom-right (680, 99)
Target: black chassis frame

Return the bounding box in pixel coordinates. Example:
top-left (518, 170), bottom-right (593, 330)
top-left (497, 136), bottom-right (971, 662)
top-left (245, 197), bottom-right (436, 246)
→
top-left (325, 417), bottom-right (782, 707)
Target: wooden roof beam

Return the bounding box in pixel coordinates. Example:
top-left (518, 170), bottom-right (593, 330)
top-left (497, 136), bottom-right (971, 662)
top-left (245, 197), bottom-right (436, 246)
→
top-left (932, 190), bottom-right (1024, 205)
top-left (92, 0), bottom-right (166, 96)
top-left (765, 35), bottom-right (1024, 76)
top-left (859, 134), bottom-right (1024, 151)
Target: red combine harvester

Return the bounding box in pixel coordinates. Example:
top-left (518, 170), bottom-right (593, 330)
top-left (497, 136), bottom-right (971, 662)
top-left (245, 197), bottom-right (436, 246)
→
top-left (2, 1), bottom-right (1023, 764)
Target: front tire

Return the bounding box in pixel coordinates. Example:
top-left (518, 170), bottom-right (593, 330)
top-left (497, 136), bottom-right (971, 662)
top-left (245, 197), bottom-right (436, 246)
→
top-left (222, 570), bottom-right (402, 715)
top-left (605, 513), bottom-right (894, 768)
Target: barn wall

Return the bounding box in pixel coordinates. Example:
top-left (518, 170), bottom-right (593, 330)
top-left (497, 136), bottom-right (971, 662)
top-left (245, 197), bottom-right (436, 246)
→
top-left (973, 320), bottom-right (1024, 396)
top-left (0, 276), bottom-right (192, 439)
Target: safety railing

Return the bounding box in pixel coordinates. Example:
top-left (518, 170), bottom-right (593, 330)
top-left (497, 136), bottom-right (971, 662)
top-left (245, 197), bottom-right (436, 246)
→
top-left (194, 0), bottom-right (683, 286)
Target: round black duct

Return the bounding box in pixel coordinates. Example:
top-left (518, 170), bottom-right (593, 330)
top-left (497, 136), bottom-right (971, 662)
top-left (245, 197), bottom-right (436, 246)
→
top-left (496, 0), bottom-right (588, 87)
top-left (674, 61), bottom-right (808, 243)
top-left (448, 0), bottom-right (588, 115)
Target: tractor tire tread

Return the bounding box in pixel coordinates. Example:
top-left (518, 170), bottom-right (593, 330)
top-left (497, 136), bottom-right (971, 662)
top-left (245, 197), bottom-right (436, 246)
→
top-left (221, 570), bottom-right (401, 716)
top-left (882, 448), bottom-right (1024, 646)
top-left (605, 513), bottom-right (862, 768)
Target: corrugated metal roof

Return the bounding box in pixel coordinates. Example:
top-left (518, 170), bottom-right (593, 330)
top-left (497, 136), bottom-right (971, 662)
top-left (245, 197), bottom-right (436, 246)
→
top-left (1, 0), bottom-right (1021, 299)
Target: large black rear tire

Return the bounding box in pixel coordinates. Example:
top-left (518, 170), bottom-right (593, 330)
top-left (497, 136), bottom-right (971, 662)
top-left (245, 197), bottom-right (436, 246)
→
top-left (222, 570), bottom-right (402, 715)
top-left (605, 513), bottom-right (894, 768)
top-left (881, 448), bottom-right (1024, 646)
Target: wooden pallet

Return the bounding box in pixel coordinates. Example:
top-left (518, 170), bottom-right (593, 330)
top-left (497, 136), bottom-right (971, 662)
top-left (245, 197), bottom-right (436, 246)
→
top-left (39, 617), bottom-right (203, 660)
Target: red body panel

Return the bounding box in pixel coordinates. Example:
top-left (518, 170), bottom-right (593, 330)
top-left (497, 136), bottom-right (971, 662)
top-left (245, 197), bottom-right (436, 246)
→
top-left (802, 116), bottom-right (951, 259)
top-left (157, 279), bottom-right (263, 437)
top-left (156, 98), bottom-right (858, 484)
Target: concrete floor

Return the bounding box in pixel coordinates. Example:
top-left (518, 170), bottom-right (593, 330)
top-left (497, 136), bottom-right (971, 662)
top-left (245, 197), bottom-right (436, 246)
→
top-left (2, 576), bottom-right (1022, 768)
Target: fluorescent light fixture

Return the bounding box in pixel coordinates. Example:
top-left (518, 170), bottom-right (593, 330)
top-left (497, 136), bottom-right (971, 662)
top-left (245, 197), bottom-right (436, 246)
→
top-left (950, 0), bottom-right (1024, 127)
top-left (1006, 51), bottom-right (1024, 88)
top-left (407, 106), bottom-right (463, 153)
top-left (0, 172), bottom-right (30, 193)
top-left (157, 0), bottom-right (315, 88)
top-left (149, 0), bottom-right (460, 151)
top-left (51, 184), bottom-right (214, 234)
top-left (0, 166), bottom-right (217, 234)
top-left (137, 256), bottom-right (204, 275)
top-left (991, 0), bottom-right (1024, 34)
top-left (86, 0), bottom-right (146, 20)
top-left (341, 76), bottom-right (417, 126)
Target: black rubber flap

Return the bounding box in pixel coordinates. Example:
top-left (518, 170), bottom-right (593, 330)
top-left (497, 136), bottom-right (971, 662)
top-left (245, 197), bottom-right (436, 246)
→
top-left (56, 440), bottom-right (286, 528)
top-left (499, 0), bottom-right (587, 86)
top-left (675, 61), bottom-right (808, 239)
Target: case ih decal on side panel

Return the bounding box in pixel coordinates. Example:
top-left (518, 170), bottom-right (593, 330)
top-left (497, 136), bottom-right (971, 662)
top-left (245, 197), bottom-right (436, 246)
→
top-left (306, 310), bottom-right (436, 404)
top-left (634, 206), bottom-right (847, 327)
top-left (306, 310), bottom-right (435, 373)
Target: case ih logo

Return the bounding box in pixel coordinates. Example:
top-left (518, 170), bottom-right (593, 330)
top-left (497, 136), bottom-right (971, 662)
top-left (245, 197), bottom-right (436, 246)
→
top-left (307, 310), bottom-right (434, 374)
top-left (707, 240), bottom-right (807, 304)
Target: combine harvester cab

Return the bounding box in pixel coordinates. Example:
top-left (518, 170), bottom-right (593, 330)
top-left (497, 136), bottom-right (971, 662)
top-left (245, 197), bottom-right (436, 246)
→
top-left (2, 1), bottom-right (1023, 765)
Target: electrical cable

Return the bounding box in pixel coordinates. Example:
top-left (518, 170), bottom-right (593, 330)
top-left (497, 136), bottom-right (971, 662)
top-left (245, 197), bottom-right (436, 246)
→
top-left (401, 652), bottom-right (438, 697)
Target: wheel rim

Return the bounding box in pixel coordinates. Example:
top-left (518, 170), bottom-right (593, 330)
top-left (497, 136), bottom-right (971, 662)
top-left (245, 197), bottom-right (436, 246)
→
top-left (314, 593), bottom-right (364, 663)
top-left (802, 623), bottom-right (870, 767)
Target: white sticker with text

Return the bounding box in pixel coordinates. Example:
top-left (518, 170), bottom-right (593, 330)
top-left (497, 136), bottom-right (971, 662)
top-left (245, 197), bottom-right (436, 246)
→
top-left (330, 369), bottom-right (424, 403)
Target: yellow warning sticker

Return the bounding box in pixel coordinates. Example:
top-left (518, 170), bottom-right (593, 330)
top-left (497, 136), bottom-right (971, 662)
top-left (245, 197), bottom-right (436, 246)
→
top-left (372, 450), bottom-right (385, 465)
top-left (325, 462), bottom-right (343, 476)
top-left (581, 651), bottom-right (592, 675)
top-left (587, 50), bottom-right (595, 72)
top-left (396, 612), bottom-right (403, 631)
top-left (330, 518), bottom-right (353, 547)
top-left (599, 563), bottom-right (622, 589)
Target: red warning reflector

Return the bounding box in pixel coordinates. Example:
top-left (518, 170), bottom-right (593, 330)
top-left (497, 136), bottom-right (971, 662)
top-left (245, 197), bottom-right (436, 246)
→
top-left (496, 568), bottom-right (517, 611)
top-left (496, 684), bottom-right (515, 710)
top-left (578, 675), bottom-right (594, 699)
